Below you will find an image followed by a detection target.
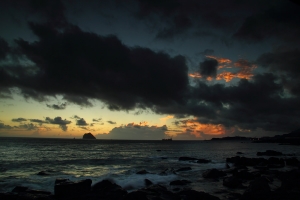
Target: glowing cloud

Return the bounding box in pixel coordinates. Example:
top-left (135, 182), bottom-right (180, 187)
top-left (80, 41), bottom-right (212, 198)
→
top-left (206, 55), bottom-right (232, 64)
top-left (160, 115), bottom-right (174, 122)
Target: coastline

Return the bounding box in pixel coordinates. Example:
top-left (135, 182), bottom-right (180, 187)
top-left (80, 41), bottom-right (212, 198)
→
top-left (1, 149), bottom-right (300, 200)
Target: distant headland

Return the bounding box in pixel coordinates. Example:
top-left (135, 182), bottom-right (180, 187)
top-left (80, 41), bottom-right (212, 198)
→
top-left (82, 133), bottom-right (96, 140)
top-left (211, 128), bottom-right (300, 145)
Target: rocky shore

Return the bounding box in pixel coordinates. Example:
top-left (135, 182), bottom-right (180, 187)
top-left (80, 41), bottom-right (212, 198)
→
top-left (1, 150), bottom-right (300, 200)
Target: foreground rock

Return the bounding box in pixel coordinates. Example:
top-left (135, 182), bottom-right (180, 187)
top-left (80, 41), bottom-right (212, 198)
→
top-left (55, 178), bottom-right (92, 198)
top-left (257, 150), bottom-right (283, 156)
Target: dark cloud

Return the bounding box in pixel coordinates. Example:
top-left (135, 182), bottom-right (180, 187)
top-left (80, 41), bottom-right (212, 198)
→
top-left (233, 1), bottom-right (300, 44)
top-left (107, 120), bottom-right (116, 125)
top-left (12, 118), bottom-right (27, 122)
top-left (17, 123), bottom-right (38, 130)
top-left (0, 21), bottom-right (188, 110)
top-left (96, 123), bottom-right (167, 140)
top-left (45, 116), bottom-right (71, 131)
top-left (256, 47), bottom-right (300, 96)
top-left (46, 102), bottom-right (67, 110)
top-left (0, 123), bottom-right (13, 129)
top-left (76, 118), bottom-right (88, 126)
top-left (0, 37), bottom-right (9, 59)
top-left (198, 58), bottom-right (218, 79)
top-left (29, 119), bottom-right (46, 124)
top-left (71, 115), bottom-right (81, 120)
top-left (92, 118), bottom-right (102, 122)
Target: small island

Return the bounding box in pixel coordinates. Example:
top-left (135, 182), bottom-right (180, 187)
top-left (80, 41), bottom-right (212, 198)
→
top-left (82, 132), bottom-right (96, 140)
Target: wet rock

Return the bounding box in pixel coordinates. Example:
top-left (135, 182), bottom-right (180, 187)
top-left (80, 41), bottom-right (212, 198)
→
top-left (156, 149), bottom-right (161, 151)
top-left (144, 179), bottom-right (153, 186)
top-left (136, 169), bottom-right (149, 174)
top-left (178, 189), bottom-right (220, 200)
top-left (235, 170), bottom-right (255, 180)
top-left (124, 184), bottom-right (179, 200)
top-left (257, 150), bottom-right (282, 156)
top-left (197, 158), bottom-right (211, 163)
top-left (202, 168), bottom-right (226, 179)
top-left (170, 180), bottom-right (192, 186)
top-left (227, 156), bottom-right (267, 166)
top-left (179, 157), bottom-right (198, 161)
top-left (223, 176), bottom-right (243, 188)
top-left (278, 169), bottom-right (300, 191)
top-left (267, 157), bottom-right (285, 168)
top-left (37, 171), bottom-right (50, 175)
top-left (226, 163), bottom-right (230, 169)
top-left (241, 177), bottom-right (271, 200)
top-left (237, 152), bottom-right (243, 154)
top-left (92, 179), bottom-right (127, 199)
top-left (159, 168), bottom-right (176, 175)
top-left (285, 157), bottom-right (299, 166)
top-left (176, 167), bottom-right (192, 172)
top-left (54, 178), bottom-right (92, 198)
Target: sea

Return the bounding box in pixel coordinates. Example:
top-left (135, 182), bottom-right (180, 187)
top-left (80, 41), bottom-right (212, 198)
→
top-left (1, 137), bottom-right (300, 197)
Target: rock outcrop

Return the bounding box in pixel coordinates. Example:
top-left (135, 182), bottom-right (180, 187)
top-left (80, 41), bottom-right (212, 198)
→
top-left (82, 132), bottom-right (96, 139)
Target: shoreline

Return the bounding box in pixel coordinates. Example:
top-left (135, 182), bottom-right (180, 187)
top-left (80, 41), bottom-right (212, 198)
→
top-left (1, 150), bottom-right (300, 200)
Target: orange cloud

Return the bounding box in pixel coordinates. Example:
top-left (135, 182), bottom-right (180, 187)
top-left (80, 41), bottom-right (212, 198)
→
top-left (206, 55), bottom-right (232, 64)
top-left (160, 115), bottom-right (174, 122)
top-left (178, 119), bottom-right (230, 138)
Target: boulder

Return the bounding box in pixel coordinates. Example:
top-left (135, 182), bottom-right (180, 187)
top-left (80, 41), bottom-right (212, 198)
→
top-left (241, 177), bottom-right (271, 200)
top-left (92, 179), bottom-right (127, 199)
top-left (82, 132), bottom-right (96, 139)
top-left (144, 179), bottom-right (153, 186)
top-left (267, 157), bottom-right (285, 168)
top-left (197, 158), bottom-right (211, 163)
top-left (54, 178), bottom-right (92, 198)
top-left (235, 170), bottom-right (255, 180)
top-left (136, 169), bottom-right (149, 174)
top-left (179, 157), bottom-right (198, 161)
top-left (176, 167), bottom-right (192, 172)
top-left (178, 189), bottom-right (220, 200)
top-left (223, 176), bottom-right (243, 188)
top-left (285, 157), bottom-right (299, 166)
top-left (169, 180), bottom-right (192, 186)
top-left (202, 168), bottom-right (226, 179)
top-left (257, 150), bottom-right (282, 156)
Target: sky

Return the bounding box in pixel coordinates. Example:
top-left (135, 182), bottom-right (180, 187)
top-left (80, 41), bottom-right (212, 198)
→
top-left (0, 0), bottom-right (300, 140)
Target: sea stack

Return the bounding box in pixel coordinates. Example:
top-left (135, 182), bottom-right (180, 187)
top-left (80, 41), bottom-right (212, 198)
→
top-left (82, 132), bottom-right (96, 140)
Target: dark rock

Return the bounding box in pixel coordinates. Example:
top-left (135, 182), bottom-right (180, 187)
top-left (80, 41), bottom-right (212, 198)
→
top-left (54, 178), bottom-right (92, 198)
top-left (161, 157), bottom-right (168, 159)
top-left (82, 132), bottom-right (96, 139)
top-left (285, 157), bottom-right (299, 166)
top-left (92, 179), bottom-right (127, 199)
top-left (278, 169), bottom-right (300, 191)
top-left (237, 152), bottom-right (243, 154)
top-left (257, 150), bottom-right (282, 156)
top-left (178, 189), bottom-right (220, 200)
top-left (235, 170), bottom-right (255, 180)
top-left (12, 186), bottom-right (28, 193)
top-left (170, 180), bottom-right (192, 186)
top-left (197, 158), bottom-right (211, 163)
top-left (267, 157), bottom-right (285, 168)
top-left (202, 168), bottom-right (226, 179)
top-left (144, 179), bottom-right (153, 186)
top-left (226, 163), bottom-right (230, 169)
top-left (241, 177), bottom-right (271, 200)
top-left (223, 176), bottom-right (243, 188)
top-left (156, 149), bottom-right (161, 151)
top-left (173, 188), bottom-right (180, 192)
top-left (159, 168), bottom-right (176, 175)
top-left (226, 156), bottom-right (267, 166)
top-left (179, 157), bottom-right (198, 161)
top-left (37, 171), bottom-right (50, 176)
top-left (176, 167), bottom-right (192, 172)
top-left (124, 184), bottom-right (180, 200)
top-left (136, 169), bottom-right (149, 174)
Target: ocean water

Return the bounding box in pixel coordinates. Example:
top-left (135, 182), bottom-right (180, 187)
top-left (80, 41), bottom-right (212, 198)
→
top-left (0, 137), bottom-right (300, 196)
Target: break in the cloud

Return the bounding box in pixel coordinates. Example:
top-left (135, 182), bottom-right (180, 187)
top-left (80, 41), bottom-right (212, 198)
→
top-left (45, 117), bottom-right (71, 131)
top-left (12, 118), bottom-right (27, 122)
top-left (96, 123), bottom-right (167, 140)
top-left (46, 102), bottom-right (67, 110)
